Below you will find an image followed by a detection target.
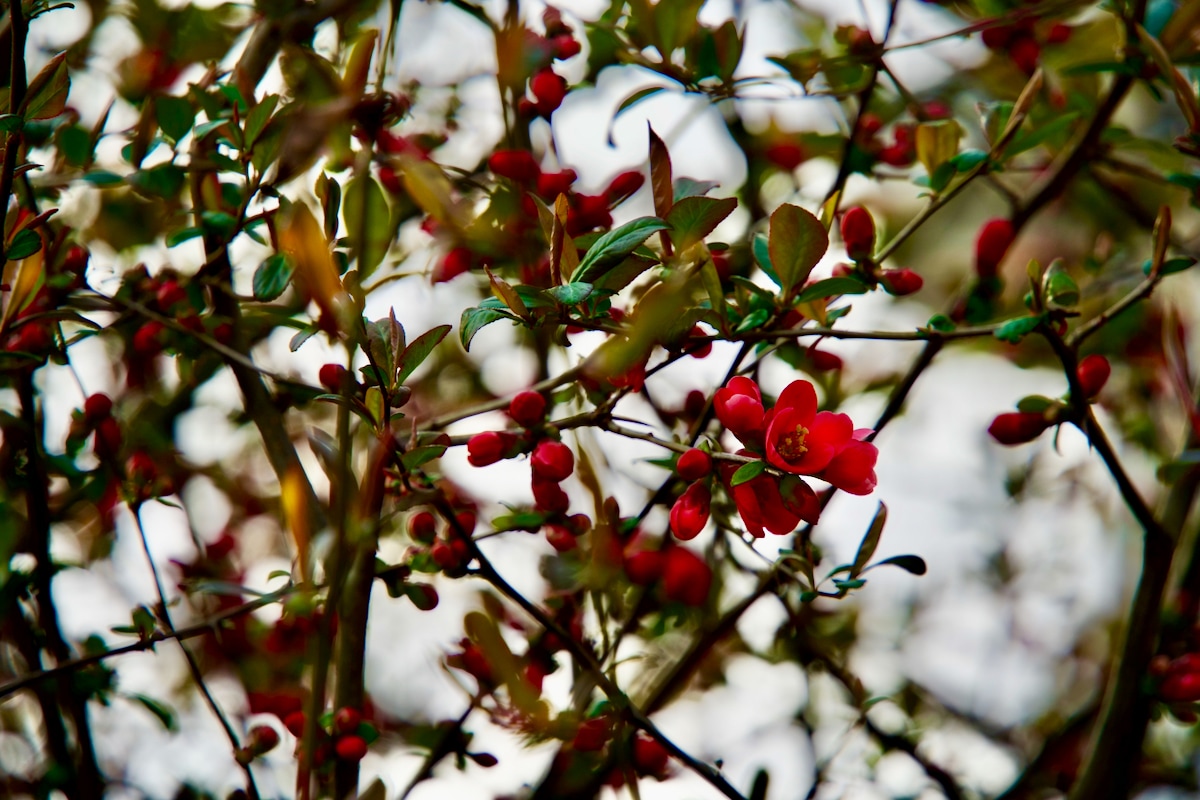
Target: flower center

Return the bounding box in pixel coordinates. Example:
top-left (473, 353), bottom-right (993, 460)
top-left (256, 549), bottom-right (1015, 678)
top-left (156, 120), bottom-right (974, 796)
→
top-left (775, 424), bottom-right (809, 461)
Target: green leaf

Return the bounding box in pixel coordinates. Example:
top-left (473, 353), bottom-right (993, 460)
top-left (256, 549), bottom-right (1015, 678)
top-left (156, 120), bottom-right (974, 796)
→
top-left (571, 217), bottom-right (670, 283)
top-left (401, 445), bottom-right (446, 470)
top-left (0, 114), bottom-right (22, 133)
top-left (200, 211), bottom-right (238, 241)
top-left (870, 554), bottom-right (927, 575)
top-left (244, 94), bottom-right (280, 150)
top-left (851, 502), bottom-right (886, 578)
top-left (926, 313), bottom-right (955, 333)
top-left (253, 254), bottom-right (293, 301)
top-left (166, 227), bottom-right (204, 247)
top-left (128, 164), bottom-right (186, 198)
top-left (793, 276), bottom-right (868, 304)
top-left (752, 233), bottom-right (779, 287)
top-left (1004, 113), bottom-right (1080, 159)
top-left (768, 204), bottom-right (828, 295)
top-left (673, 177), bottom-right (719, 201)
top-left (6, 229), bottom-right (42, 261)
top-left (833, 578), bottom-right (866, 591)
top-left (735, 308), bottom-right (771, 333)
top-left (1145, 256), bottom-right (1198, 276)
top-left (155, 96), bottom-right (195, 142)
top-left (729, 460), bottom-right (766, 486)
top-left (290, 327), bottom-right (317, 352)
top-left (951, 149), bottom-right (989, 171)
top-left (546, 282), bottom-right (595, 305)
top-left (1016, 394), bottom-right (1057, 413)
top-left (397, 324), bottom-right (451, 384)
top-left (344, 173), bottom-right (391, 279)
top-left (994, 315), bottom-right (1043, 344)
top-left (667, 196), bottom-right (737, 252)
top-left (193, 118), bottom-right (232, 140)
top-left (129, 694), bottom-right (178, 731)
top-left (81, 171), bottom-right (124, 186)
top-left (22, 52), bottom-right (69, 120)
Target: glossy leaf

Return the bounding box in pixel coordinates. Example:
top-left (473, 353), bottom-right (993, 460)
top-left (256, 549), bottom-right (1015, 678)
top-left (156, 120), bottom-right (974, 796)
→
top-left (571, 217), bottom-right (670, 283)
top-left (768, 204), bottom-right (828, 295)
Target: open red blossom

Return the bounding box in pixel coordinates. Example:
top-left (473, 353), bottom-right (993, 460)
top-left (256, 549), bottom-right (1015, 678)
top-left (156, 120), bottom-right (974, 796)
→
top-left (662, 547), bottom-right (711, 606)
top-left (763, 380), bottom-right (852, 475)
top-left (467, 431), bottom-right (517, 466)
top-left (723, 462), bottom-right (819, 536)
top-left (714, 376), bottom-right (766, 445)
top-left (987, 411), bottom-right (1050, 445)
top-left (669, 481), bottom-right (710, 540)
top-left (531, 440), bottom-right (574, 481)
top-left (1076, 354), bottom-right (1110, 398)
top-left (821, 436), bottom-right (879, 495)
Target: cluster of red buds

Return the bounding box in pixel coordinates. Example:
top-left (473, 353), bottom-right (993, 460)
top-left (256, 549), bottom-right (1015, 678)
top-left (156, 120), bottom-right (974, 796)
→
top-left (988, 355), bottom-right (1112, 445)
top-left (280, 705), bottom-right (375, 767)
top-left (981, 18), bottom-right (1072, 75)
top-left (856, 113), bottom-right (916, 169)
top-left (835, 206), bottom-right (923, 296)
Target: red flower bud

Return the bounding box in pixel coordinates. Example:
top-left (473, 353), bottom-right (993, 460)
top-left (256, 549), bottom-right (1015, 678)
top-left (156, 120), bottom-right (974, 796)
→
top-left (434, 246), bottom-right (474, 283)
top-left (987, 411), bottom-right (1051, 445)
top-left (508, 390), bottom-right (547, 427)
top-left (1046, 23), bottom-right (1072, 44)
top-left (334, 735), bottom-right (368, 762)
top-left (553, 34), bottom-right (582, 59)
top-left (975, 219), bottom-right (1015, 279)
top-left (669, 482), bottom-right (711, 540)
top-left (460, 640), bottom-right (493, 684)
top-left (488, 149), bottom-right (542, 184)
top-left (531, 440), bottom-right (574, 481)
top-left (604, 170), bottom-right (645, 205)
top-left (573, 717), bottom-right (610, 752)
top-left (379, 165), bottom-right (403, 194)
top-left (530, 68), bottom-right (568, 116)
top-left (1076, 354), bottom-right (1110, 399)
top-left (840, 207), bottom-right (876, 261)
top-left (319, 363), bottom-right (348, 392)
top-left (94, 416), bottom-right (122, 459)
top-left (1160, 654), bottom-right (1200, 702)
top-left (333, 707), bottom-right (362, 735)
top-left (64, 245), bottom-right (90, 277)
top-left (536, 168), bottom-right (577, 200)
top-left (1008, 35), bottom-right (1040, 74)
top-left (245, 725), bottom-right (280, 758)
top-left (127, 450), bottom-right (158, 484)
top-left (632, 734), bottom-right (670, 777)
top-left (84, 393), bottom-right (113, 424)
top-left (545, 524), bottom-right (577, 552)
top-left (132, 321), bottom-right (166, 356)
top-left (155, 279), bottom-right (187, 310)
top-left (675, 448), bottom-right (712, 481)
top-left (532, 477), bottom-right (570, 513)
top-left (468, 431), bottom-right (516, 467)
top-left (662, 547), bottom-right (711, 606)
top-left (765, 142), bottom-right (805, 171)
top-left (879, 268), bottom-right (923, 296)
top-left (624, 549), bottom-right (663, 585)
top-left (409, 511), bottom-right (437, 543)
top-left (431, 539), bottom-right (460, 570)
top-left (808, 348), bottom-right (843, 371)
top-left (282, 711), bottom-right (306, 738)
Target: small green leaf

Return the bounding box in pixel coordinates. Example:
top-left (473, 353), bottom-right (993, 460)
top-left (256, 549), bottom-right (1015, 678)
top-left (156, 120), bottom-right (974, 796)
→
top-left (730, 460), bottom-right (766, 486)
top-left (253, 254), bottom-right (293, 301)
top-left (397, 324), bottom-right (451, 384)
top-left (6, 229), bottom-right (42, 261)
top-left (793, 276), bottom-right (868, 304)
top-left (768, 204), bottom-right (828, 296)
top-left (244, 94), bottom-right (280, 150)
top-left (200, 211), bottom-right (238, 241)
top-left (851, 502), bottom-right (886, 578)
top-left (290, 327), bottom-right (317, 352)
top-left (81, 170), bottom-right (124, 186)
top-left (673, 177), bottom-right (719, 201)
top-left (870, 554), bottom-right (927, 575)
top-left (129, 694), bottom-right (178, 731)
top-left (752, 233), bottom-right (779, 287)
top-left (926, 314), bottom-right (955, 333)
top-left (401, 444), bottom-right (446, 470)
top-left (572, 217), bottom-right (670, 283)
top-left (344, 173), bottom-right (391, 279)
top-left (833, 578), bottom-right (866, 591)
top-left (0, 114), bottom-right (22, 133)
top-left (951, 149), bottom-right (989, 171)
top-left (22, 53), bottom-right (69, 120)
top-left (461, 307), bottom-right (515, 350)
top-left (994, 315), bottom-right (1042, 344)
top-left (735, 308), bottom-right (771, 333)
top-left (166, 227), bottom-right (204, 247)
top-left (546, 282), bottom-right (595, 305)
top-left (155, 96), bottom-right (195, 142)
top-left (666, 195), bottom-right (737, 252)
top-left (1016, 394), bottom-right (1057, 413)
top-left (128, 164), bottom-right (186, 198)
top-left (1146, 256), bottom-right (1198, 276)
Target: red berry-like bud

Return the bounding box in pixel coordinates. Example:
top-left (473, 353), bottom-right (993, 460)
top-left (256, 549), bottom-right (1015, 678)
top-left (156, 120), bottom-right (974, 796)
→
top-left (532, 477), bottom-right (570, 513)
top-left (553, 34), bottom-right (581, 59)
top-left (1046, 23), bottom-right (1072, 44)
top-left (669, 481), bottom-right (711, 541)
top-left (431, 540), bottom-right (460, 570)
top-left (84, 393), bottom-right (113, 424)
top-left (545, 524), bottom-right (577, 552)
top-left (1008, 35), bottom-right (1040, 74)
top-left (531, 440), bottom-right (574, 481)
top-left (987, 411), bottom-right (1051, 445)
top-left (132, 321), bottom-right (166, 356)
top-left (662, 547), bottom-right (711, 606)
top-left (127, 450), bottom-right (158, 484)
top-left (840, 207), bottom-right (876, 261)
top-left (460, 641), bottom-right (493, 684)
top-left (468, 431), bottom-right (516, 467)
top-left (975, 219), bottom-right (1015, 279)
top-left (1076, 354), bottom-right (1111, 398)
top-left (1161, 671), bottom-right (1200, 703)
top-left (624, 549), bottom-right (663, 585)
top-left (94, 416), bottom-right (122, 459)
top-left (246, 725), bottom-right (280, 756)
top-left (409, 511), bottom-right (437, 543)
top-left (434, 246), bottom-right (474, 283)
top-left (508, 391), bottom-right (547, 427)
top-left (333, 707), bottom-right (362, 735)
top-left (808, 348), bottom-right (843, 371)
top-left (155, 279), bottom-right (187, 310)
top-left (632, 734), bottom-right (670, 777)
top-left (335, 735), bottom-right (368, 762)
top-left (379, 165), bottom-right (403, 194)
top-left (488, 149), bottom-right (542, 184)
top-left (282, 711), bottom-right (306, 738)
top-left (981, 24), bottom-right (1014, 50)
top-left (604, 170), bottom-right (645, 205)
top-left (879, 268), bottom-right (923, 296)
top-left (530, 68), bottom-right (568, 116)
top-left (319, 363), bottom-right (347, 392)
top-left (64, 245), bottom-right (90, 277)
top-left (765, 141), bottom-right (805, 171)
top-left (536, 168), bottom-right (577, 200)
top-left (573, 717), bottom-right (610, 751)
top-left (675, 449), bottom-right (712, 482)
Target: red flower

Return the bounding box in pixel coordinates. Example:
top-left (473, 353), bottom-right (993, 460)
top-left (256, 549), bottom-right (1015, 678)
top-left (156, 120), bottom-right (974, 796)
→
top-left (714, 376), bottom-right (766, 445)
top-left (536, 168), bottom-right (577, 200)
top-left (632, 734), bottom-right (670, 778)
top-left (1076, 354), bottom-right (1110, 398)
top-left (532, 477), bottom-right (570, 513)
top-left (84, 393), bottom-right (113, 424)
top-left (724, 463), bottom-right (819, 537)
top-left (879, 268), bottom-right (923, 296)
top-left (604, 170), bottom-right (645, 205)
top-left (532, 440), bottom-right (574, 481)
top-left (763, 380), bottom-right (851, 475)
top-left (489, 149), bottom-right (542, 184)
top-left (434, 246), bottom-right (474, 283)
top-left (987, 411), bottom-right (1050, 445)
top-left (508, 390), bottom-right (547, 427)
top-left (623, 549), bottom-right (663, 584)
top-left (467, 431), bottom-right (517, 466)
top-left (840, 207), bottom-right (875, 261)
top-left (821, 434), bottom-right (878, 495)
top-left (318, 363), bottom-right (348, 392)
top-left (975, 219), bottom-right (1015, 279)
top-left (669, 481), bottom-right (710, 541)
top-left (530, 68), bottom-right (568, 116)
top-left (675, 448), bottom-right (712, 481)
top-left (335, 735), bottom-right (368, 762)
top-left (661, 547), bottom-right (711, 606)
